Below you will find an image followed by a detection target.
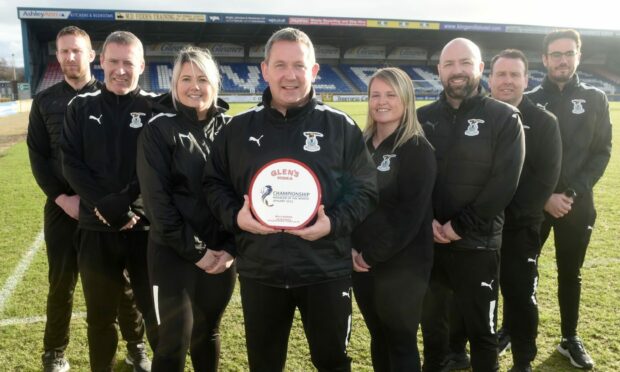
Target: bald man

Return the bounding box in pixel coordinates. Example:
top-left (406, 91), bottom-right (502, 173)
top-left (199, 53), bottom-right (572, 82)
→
top-left (417, 38), bottom-right (525, 372)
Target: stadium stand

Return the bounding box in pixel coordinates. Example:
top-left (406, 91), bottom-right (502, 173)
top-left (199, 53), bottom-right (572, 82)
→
top-left (35, 62), bottom-right (63, 93)
top-left (34, 60), bottom-right (620, 97)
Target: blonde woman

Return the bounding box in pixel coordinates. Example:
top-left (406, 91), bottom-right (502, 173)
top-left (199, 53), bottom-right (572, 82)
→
top-left (352, 67), bottom-right (436, 372)
top-left (137, 47), bottom-right (235, 372)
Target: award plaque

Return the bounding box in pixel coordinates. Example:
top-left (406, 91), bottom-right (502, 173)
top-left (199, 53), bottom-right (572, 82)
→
top-left (249, 158), bottom-right (322, 229)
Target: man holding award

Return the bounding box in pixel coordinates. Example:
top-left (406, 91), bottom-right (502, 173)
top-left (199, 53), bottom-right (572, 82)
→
top-left (204, 27), bottom-right (377, 371)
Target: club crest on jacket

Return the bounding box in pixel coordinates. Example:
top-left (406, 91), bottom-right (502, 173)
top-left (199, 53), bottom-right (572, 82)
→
top-left (377, 154), bottom-right (396, 172)
top-left (130, 112), bottom-right (146, 128)
top-left (465, 119), bottom-right (484, 136)
top-left (303, 131), bottom-right (324, 152)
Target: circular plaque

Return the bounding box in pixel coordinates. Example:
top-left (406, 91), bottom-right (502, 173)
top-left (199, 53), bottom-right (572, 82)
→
top-left (249, 158), bottom-right (322, 229)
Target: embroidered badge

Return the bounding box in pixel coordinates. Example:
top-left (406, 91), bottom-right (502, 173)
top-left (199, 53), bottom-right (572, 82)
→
top-left (129, 112), bottom-right (146, 128)
top-left (464, 119), bottom-right (484, 136)
top-left (377, 154), bottom-right (397, 172)
top-left (571, 99), bottom-right (585, 114)
top-left (303, 132), bottom-right (324, 152)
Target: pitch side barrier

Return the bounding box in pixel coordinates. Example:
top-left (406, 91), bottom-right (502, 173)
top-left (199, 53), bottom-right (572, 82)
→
top-left (221, 94), bottom-right (439, 104)
top-left (0, 99), bottom-right (32, 118)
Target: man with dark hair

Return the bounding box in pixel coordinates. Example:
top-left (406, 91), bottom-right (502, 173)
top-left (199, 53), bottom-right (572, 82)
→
top-left (418, 38), bottom-right (525, 372)
top-left (527, 29), bottom-right (612, 370)
top-left (27, 26), bottom-right (151, 372)
top-left (205, 27), bottom-right (377, 371)
top-left (61, 30), bottom-right (159, 372)
top-left (489, 48), bottom-right (562, 372)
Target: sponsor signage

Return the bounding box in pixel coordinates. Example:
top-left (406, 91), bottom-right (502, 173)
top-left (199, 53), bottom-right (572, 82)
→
top-left (115, 12), bottom-right (206, 23)
top-left (289, 17), bottom-right (366, 27)
top-left (441, 22), bottom-right (505, 32)
top-left (367, 20), bottom-right (440, 30)
top-left (207, 14), bottom-right (287, 24)
top-left (249, 45), bottom-right (265, 58)
top-left (344, 46), bottom-right (386, 60)
top-left (145, 43), bottom-right (192, 56)
top-left (315, 45), bottom-right (340, 59)
top-left (203, 43), bottom-right (244, 57)
top-left (387, 47), bottom-right (427, 60)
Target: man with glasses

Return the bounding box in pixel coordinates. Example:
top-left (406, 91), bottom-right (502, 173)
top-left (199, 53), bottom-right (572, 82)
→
top-left (527, 29), bottom-right (612, 370)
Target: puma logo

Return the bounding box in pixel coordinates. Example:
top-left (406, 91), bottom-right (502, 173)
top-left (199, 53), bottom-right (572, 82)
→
top-left (89, 114), bottom-right (103, 125)
top-left (480, 280), bottom-right (494, 290)
top-left (249, 135), bottom-right (263, 147)
top-left (341, 291), bottom-right (351, 298)
top-left (527, 258), bottom-right (537, 263)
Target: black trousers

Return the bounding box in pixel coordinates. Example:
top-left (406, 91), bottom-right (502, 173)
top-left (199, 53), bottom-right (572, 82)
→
top-left (421, 248), bottom-right (499, 372)
top-left (77, 229), bottom-right (157, 372)
top-left (352, 258), bottom-right (431, 372)
top-left (500, 225), bottom-right (542, 366)
top-left (148, 239), bottom-right (236, 372)
top-left (239, 276), bottom-right (352, 372)
top-left (540, 193), bottom-right (596, 338)
top-left (43, 200), bottom-right (145, 354)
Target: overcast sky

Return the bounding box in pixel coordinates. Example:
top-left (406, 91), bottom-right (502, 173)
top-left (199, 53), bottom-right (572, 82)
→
top-left (2, 0), bottom-right (619, 67)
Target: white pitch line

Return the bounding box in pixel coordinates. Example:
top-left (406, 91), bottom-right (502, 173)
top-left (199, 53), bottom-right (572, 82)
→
top-left (0, 311), bottom-right (86, 327)
top-left (0, 230), bottom-right (44, 315)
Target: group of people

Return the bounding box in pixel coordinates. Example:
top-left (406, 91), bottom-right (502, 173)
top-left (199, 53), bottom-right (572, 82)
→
top-left (27, 23), bottom-right (610, 372)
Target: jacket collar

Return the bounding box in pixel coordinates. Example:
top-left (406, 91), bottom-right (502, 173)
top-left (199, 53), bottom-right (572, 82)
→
top-left (101, 84), bottom-right (141, 104)
top-left (542, 73), bottom-right (580, 94)
top-left (62, 77), bottom-right (99, 94)
top-left (175, 98), bottom-right (229, 124)
top-left (261, 87), bottom-right (317, 121)
top-left (439, 85), bottom-right (485, 113)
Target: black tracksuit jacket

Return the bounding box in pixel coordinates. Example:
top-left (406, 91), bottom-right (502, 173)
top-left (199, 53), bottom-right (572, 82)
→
top-left (504, 96), bottom-right (562, 229)
top-left (351, 132), bottom-right (436, 267)
top-left (27, 79), bottom-right (101, 200)
top-left (61, 85), bottom-right (159, 231)
top-left (137, 99), bottom-right (235, 263)
top-left (526, 74), bottom-right (612, 198)
top-left (418, 91), bottom-right (525, 251)
top-left (204, 88), bottom-right (378, 287)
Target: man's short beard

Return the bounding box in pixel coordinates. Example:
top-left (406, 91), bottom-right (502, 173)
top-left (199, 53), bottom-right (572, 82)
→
top-left (444, 76), bottom-right (480, 100)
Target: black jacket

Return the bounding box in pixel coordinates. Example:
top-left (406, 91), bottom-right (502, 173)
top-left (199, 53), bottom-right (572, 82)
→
top-left (204, 88), bottom-right (378, 287)
top-left (526, 74), bottom-right (612, 199)
top-left (137, 99), bottom-right (235, 263)
top-left (351, 131), bottom-right (436, 267)
top-left (504, 96), bottom-right (562, 228)
top-left (61, 85), bottom-right (159, 231)
top-left (418, 91), bottom-right (525, 250)
top-left (27, 79), bottom-right (101, 200)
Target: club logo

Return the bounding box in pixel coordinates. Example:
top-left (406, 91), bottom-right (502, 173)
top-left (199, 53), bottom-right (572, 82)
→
top-left (571, 99), bottom-right (586, 114)
top-left (480, 280), bottom-right (494, 290)
top-left (303, 131), bottom-right (324, 152)
top-left (249, 135), bottom-right (263, 147)
top-left (89, 114), bottom-right (103, 125)
top-left (377, 154), bottom-right (397, 172)
top-left (465, 119), bottom-right (484, 136)
top-left (260, 185), bottom-right (274, 207)
top-left (129, 112), bottom-right (146, 128)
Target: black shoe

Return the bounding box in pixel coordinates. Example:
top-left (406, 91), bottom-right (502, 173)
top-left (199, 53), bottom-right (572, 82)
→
top-left (42, 351), bottom-right (70, 372)
top-left (498, 327), bottom-right (512, 355)
top-left (439, 351), bottom-right (471, 372)
top-left (126, 342), bottom-right (152, 372)
top-left (557, 336), bottom-right (594, 369)
top-left (508, 363), bottom-right (532, 372)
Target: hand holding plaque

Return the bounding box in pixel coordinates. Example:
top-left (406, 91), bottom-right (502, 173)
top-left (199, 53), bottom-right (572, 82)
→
top-left (249, 159), bottom-right (322, 230)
